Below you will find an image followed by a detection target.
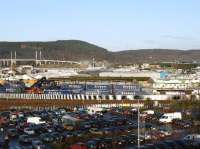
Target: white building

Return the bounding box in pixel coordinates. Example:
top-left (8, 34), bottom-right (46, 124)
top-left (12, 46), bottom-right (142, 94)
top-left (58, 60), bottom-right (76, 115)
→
top-left (153, 79), bottom-right (192, 90)
top-left (153, 76), bottom-right (200, 95)
top-left (99, 70), bottom-right (160, 80)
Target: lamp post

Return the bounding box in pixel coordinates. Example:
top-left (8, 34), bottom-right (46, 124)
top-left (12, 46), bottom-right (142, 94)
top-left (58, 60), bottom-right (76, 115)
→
top-left (134, 82), bottom-right (141, 149)
top-left (137, 96), bottom-right (140, 149)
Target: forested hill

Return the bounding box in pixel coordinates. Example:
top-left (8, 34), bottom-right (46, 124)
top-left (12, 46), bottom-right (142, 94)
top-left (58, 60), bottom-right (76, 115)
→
top-left (0, 40), bottom-right (200, 64)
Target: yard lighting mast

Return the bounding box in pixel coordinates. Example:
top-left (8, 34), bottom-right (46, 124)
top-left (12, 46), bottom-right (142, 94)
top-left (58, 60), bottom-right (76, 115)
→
top-left (137, 96), bottom-right (140, 149)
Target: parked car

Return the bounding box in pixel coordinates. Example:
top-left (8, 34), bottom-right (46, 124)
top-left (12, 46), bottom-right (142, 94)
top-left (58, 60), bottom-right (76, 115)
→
top-left (158, 127), bottom-right (172, 136)
top-left (89, 128), bottom-right (103, 135)
top-left (40, 133), bottom-right (54, 143)
top-left (32, 140), bottom-right (46, 149)
top-left (172, 119), bottom-right (193, 128)
top-left (153, 142), bottom-right (173, 149)
top-left (89, 138), bottom-right (107, 149)
top-left (183, 134), bottom-right (200, 141)
top-left (51, 132), bottom-right (64, 142)
top-left (19, 135), bottom-right (32, 144)
top-left (24, 127), bottom-right (35, 135)
top-left (70, 142), bottom-right (88, 149)
top-left (112, 136), bottom-right (127, 148)
top-left (7, 128), bottom-right (18, 137)
top-left (163, 140), bottom-right (183, 149)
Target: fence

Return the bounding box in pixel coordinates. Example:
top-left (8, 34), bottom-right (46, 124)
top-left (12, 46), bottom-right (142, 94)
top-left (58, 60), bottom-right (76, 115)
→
top-left (0, 93), bottom-right (135, 101)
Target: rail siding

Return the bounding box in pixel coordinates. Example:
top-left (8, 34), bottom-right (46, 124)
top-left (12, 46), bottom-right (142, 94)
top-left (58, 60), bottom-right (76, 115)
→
top-left (0, 93), bottom-right (173, 110)
top-left (0, 93), bottom-right (135, 100)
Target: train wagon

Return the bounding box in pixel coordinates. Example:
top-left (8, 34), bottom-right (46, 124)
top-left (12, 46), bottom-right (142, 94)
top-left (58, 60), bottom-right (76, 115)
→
top-left (4, 81), bottom-right (25, 93)
top-left (85, 84), bottom-right (112, 95)
top-left (112, 84), bottom-right (141, 95)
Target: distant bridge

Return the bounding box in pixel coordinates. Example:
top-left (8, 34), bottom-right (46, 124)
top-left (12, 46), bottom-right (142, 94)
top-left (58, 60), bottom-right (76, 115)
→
top-left (0, 58), bottom-right (81, 66)
top-left (0, 50), bottom-right (81, 66)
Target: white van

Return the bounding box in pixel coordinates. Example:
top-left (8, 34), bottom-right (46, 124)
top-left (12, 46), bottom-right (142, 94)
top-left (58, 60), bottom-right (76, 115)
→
top-left (159, 112), bottom-right (182, 123)
top-left (87, 107), bottom-right (105, 115)
top-left (27, 117), bottom-right (46, 125)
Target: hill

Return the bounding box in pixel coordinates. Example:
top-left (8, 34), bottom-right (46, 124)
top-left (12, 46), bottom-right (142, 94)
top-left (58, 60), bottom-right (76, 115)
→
top-left (0, 40), bottom-right (200, 64)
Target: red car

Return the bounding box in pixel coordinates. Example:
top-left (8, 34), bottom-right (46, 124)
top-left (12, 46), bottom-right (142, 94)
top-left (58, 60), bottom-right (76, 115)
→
top-left (70, 142), bottom-right (88, 149)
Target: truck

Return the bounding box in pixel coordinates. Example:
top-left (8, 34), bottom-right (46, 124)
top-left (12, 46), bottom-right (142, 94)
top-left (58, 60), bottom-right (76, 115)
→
top-left (27, 117), bottom-right (45, 125)
top-left (159, 112), bottom-right (182, 123)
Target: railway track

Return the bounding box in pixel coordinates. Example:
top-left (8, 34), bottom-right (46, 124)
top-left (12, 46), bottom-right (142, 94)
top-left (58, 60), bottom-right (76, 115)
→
top-left (0, 99), bottom-right (171, 111)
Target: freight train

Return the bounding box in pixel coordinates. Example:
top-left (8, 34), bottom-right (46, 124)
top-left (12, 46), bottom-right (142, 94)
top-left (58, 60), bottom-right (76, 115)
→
top-left (0, 77), bottom-right (142, 96)
top-left (0, 81), bottom-right (25, 93)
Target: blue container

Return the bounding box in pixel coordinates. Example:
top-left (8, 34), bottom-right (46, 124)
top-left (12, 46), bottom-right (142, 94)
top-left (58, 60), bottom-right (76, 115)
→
top-left (3, 81), bottom-right (25, 93)
top-left (85, 84), bottom-right (112, 95)
top-left (60, 84), bottom-right (85, 94)
top-left (0, 85), bottom-right (6, 93)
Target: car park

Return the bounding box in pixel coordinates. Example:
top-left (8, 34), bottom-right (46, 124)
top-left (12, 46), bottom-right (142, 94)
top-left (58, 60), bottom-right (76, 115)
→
top-left (0, 108), bottom-right (198, 149)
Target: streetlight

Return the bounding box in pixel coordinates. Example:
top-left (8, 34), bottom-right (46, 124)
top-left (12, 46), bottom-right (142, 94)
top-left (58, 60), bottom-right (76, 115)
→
top-left (133, 84), bottom-right (141, 149)
top-left (134, 82), bottom-right (141, 149)
top-left (137, 96), bottom-right (140, 149)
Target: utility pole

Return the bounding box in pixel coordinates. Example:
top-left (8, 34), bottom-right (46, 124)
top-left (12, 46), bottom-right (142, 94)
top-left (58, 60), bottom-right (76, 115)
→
top-left (35, 50), bottom-right (38, 66)
top-left (39, 51), bottom-right (42, 60)
top-left (198, 82), bottom-right (200, 100)
top-left (10, 51), bottom-right (13, 70)
top-left (39, 50), bottom-right (42, 66)
top-left (92, 58), bottom-right (95, 69)
top-left (14, 51), bottom-right (16, 60)
top-left (14, 51), bottom-right (16, 66)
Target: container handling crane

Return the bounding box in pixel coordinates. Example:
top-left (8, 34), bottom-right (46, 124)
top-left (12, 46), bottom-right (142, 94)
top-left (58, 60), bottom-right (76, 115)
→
top-left (24, 77), bottom-right (56, 94)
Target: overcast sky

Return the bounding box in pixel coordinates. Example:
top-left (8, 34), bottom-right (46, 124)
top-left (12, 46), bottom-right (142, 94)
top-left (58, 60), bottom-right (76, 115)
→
top-left (0, 0), bottom-right (200, 51)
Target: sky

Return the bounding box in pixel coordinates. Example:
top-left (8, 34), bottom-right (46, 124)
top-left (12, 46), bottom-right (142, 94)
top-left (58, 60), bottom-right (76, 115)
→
top-left (0, 0), bottom-right (200, 51)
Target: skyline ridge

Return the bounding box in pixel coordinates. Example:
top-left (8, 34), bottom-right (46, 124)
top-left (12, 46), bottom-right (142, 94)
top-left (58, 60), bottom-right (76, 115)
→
top-left (0, 40), bottom-right (199, 52)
